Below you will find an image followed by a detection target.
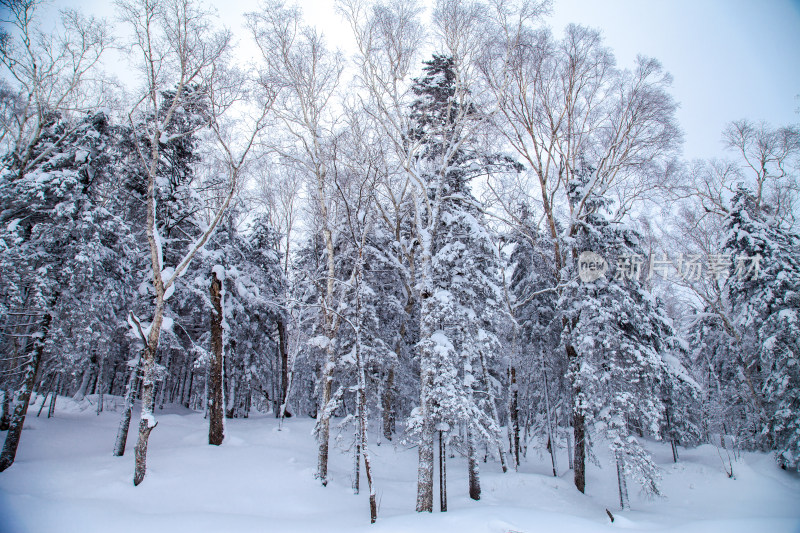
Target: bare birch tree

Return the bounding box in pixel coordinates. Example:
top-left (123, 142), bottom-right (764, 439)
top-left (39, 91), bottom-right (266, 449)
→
top-left (246, 0), bottom-right (345, 486)
top-left (479, 7), bottom-right (681, 493)
top-left (117, 0), bottom-right (272, 484)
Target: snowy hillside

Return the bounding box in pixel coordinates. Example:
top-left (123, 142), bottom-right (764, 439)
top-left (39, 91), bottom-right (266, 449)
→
top-left (1, 396), bottom-right (798, 533)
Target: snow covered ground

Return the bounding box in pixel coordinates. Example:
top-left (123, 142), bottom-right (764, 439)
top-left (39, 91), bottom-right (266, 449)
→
top-left (1, 396), bottom-right (798, 533)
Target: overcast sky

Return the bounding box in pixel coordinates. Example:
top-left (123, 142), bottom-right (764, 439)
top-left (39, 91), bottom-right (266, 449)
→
top-left (29, 0), bottom-right (800, 161)
top-left (548, 0), bottom-right (800, 160)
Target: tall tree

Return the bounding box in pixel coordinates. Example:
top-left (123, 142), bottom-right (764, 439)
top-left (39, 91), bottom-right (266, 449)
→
top-left (480, 13), bottom-right (681, 493)
top-left (247, 1), bottom-right (345, 486)
top-left (0, 112), bottom-right (134, 470)
top-left (723, 188), bottom-right (800, 470)
top-left (118, 0), bottom-right (272, 485)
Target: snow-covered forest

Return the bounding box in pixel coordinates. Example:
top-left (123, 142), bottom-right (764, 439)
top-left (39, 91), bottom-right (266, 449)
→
top-left (0, 0), bottom-right (799, 531)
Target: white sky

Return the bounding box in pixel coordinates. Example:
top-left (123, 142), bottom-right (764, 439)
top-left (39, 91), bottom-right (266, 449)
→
top-left (27, 0), bottom-right (800, 161)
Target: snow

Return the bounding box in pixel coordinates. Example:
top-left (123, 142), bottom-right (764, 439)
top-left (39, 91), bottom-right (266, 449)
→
top-left (161, 267), bottom-right (175, 300)
top-left (0, 397), bottom-right (798, 533)
top-left (212, 264), bottom-right (225, 281)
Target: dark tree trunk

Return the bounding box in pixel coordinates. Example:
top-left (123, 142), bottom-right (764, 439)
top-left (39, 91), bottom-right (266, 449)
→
top-left (1, 389), bottom-right (11, 430)
top-left (47, 376), bottom-right (59, 418)
top-left (96, 355), bottom-right (105, 415)
top-left (616, 452), bottom-right (629, 510)
top-left (467, 427), bottom-right (481, 501)
top-left (0, 312), bottom-right (52, 472)
top-left (183, 366), bottom-right (193, 408)
top-left (114, 356), bottom-right (140, 457)
top-left (36, 387), bottom-right (49, 417)
top-left (277, 317), bottom-right (290, 418)
top-left (573, 407), bottom-right (586, 493)
top-left (665, 403), bottom-right (679, 462)
top-left (566, 342), bottom-right (586, 493)
top-left (383, 367), bottom-right (395, 441)
top-left (509, 367), bottom-right (520, 469)
top-left (439, 430), bottom-right (447, 512)
top-left (208, 270), bottom-right (225, 446)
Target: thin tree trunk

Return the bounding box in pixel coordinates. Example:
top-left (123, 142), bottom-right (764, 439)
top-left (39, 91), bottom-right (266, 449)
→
top-left (415, 415), bottom-right (435, 512)
top-left (543, 367), bottom-right (558, 477)
top-left (114, 356), bottom-right (140, 457)
top-left (567, 342), bottom-right (586, 493)
top-left (96, 355), bottom-right (105, 415)
top-left (132, 372), bottom-right (157, 485)
top-left (439, 430), bottom-right (447, 512)
top-left (317, 349), bottom-right (334, 486)
top-left (314, 164), bottom-right (337, 486)
top-left (616, 452), bottom-right (629, 510)
top-left (509, 366), bottom-right (520, 469)
top-left (477, 350), bottom-right (507, 473)
top-left (208, 269), bottom-right (225, 446)
top-left (566, 422), bottom-right (574, 470)
top-left (36, 388), bottom-right (49, 417)
top-left (157, 350), bottom-right (173, 411)
top-left (225, 370), bottom-right (236, 419)
top-left (353, 431), bottom-right (361, 494)
top-left (0, 390), bottom-right (10, 430)
top-left (47, 376), bottom-right (59, 418)
top-left (0, 311), bottom-right (52, 472)
top-left (467, 425), bottom-right (481, 501)
top-left (573, 407), bottom-right (586, 493)
top-left (354, 248), bottom-right (377, 522)
top-left (176, 361), bottom-right (186, 407)
top-left (183, 366), bottom-right (193, 409)
top-left (277, 317), bottom-right (290, 418)
top-left (382, 367), bottom-right (395, 442)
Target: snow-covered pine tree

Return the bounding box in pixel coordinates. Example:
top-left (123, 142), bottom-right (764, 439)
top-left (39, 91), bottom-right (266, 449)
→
top-left (507, 205), bottom-right (565, 473)
top-left (723, 187), bottom-right (800, 470)
top-left (0, 112), bottom-right (136, 470)
top-left (405, 55), bottom-right (513, 505)
top-left (560, 173), bottom-right (696, 506)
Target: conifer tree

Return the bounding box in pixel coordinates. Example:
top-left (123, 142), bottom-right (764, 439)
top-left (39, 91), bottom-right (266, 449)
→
top-left (723, 187), bottom-right (800, 470)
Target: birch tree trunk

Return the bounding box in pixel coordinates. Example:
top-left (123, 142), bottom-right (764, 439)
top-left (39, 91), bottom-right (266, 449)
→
top-left (354, 258), bottom-right (377, 523)
top-left (133, 300), bottom-right (164, 485)
top-left (416, 289), bottom-right (436, 512)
